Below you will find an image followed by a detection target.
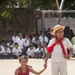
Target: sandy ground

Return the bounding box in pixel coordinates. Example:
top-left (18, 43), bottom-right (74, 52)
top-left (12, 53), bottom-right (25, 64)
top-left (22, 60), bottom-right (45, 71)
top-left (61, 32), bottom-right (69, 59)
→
top-left (0, 58), bottom-right (75, 75)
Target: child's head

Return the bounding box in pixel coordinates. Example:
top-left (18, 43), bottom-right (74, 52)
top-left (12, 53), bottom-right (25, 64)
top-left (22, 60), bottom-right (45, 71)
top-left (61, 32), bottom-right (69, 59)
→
top-left (30, 43), bottom-right (34, 50)
top-left (14, 43), bottom-right (18, 48)
top-left (19, 55), bottom-right (28, 66)
top-left (55, 28), bottom-right (64, 39)
top-left (4, 45), bottom-right (8, 51)
top-left (51, 25), bottom-right (65, 39)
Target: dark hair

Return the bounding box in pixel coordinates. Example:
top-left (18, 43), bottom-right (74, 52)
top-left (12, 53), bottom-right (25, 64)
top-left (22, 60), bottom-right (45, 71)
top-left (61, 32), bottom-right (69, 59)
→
top-left (19, 55), bottom-right (28, 62)
top-left (14, 43), bottom-right (18, 46)
top-left (4, 44), bottom-right (8, 47)
top-left (29, 43), bottom-right (34, 47)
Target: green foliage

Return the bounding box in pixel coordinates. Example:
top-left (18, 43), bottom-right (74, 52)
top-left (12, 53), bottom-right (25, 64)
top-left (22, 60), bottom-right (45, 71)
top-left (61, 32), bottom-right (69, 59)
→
top-left (1, 9), bottom-right (14, 19)
top-left (0, 0), bottom-right (75, 18)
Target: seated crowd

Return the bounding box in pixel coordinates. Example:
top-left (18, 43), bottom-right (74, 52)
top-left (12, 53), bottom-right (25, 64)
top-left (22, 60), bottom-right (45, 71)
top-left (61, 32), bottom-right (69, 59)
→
top-left (0, 31), bottom-right (75, 59)
top-left (0, 32), bottom-right (48, 59)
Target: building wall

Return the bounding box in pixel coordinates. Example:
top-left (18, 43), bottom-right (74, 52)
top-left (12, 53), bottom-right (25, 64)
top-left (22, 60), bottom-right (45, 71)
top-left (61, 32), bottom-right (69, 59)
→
top-left (38, 17), bottom-right (75, 34)
top-left (0, 8), bottom-right (35, 40)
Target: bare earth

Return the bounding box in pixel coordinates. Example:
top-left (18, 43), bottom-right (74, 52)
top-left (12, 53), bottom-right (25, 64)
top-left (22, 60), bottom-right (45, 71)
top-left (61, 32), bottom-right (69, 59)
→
top-left (0, 58), bottom-right (75, 75)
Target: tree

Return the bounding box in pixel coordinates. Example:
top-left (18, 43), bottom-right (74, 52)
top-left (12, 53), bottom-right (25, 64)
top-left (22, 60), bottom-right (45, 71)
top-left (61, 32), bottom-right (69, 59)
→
top-left (0, 0), bottom-right (75, 18)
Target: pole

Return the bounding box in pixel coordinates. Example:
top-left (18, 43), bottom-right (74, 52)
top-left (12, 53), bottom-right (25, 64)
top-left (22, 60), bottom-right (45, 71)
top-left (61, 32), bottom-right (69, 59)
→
top-left (41, 10), bottom-right (75, 13)
top-left (56, 0), bottom-right (60, 10)
top-left (58, 0), bottom-right (65, 24)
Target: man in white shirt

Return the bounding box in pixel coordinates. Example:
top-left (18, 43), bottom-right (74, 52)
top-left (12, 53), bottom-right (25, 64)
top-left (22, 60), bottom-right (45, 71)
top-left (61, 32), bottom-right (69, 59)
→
top-left (16, 33), bottom-right (25, 50)
top-left (27, 44), bottom-right (35, 58)
top-left (0, 45), bottom-right (11, 59)
top-left (44, 25), bottom-right (73, 75)
top-left (12, 43), bottom-right (22, 59)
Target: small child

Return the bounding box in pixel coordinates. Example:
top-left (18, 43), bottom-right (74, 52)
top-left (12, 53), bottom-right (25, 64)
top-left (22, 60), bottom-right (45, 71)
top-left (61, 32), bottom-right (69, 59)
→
top-left (15, 55), bottom-right (46, 75)
top-left (12, 43), bottom-right (22, 59)
top-left (0, 45), bottom-right (11, 59)
top-left (35, 43), bottom-right (43, 58)
top-left (27, 44), bottom-right (35, 58)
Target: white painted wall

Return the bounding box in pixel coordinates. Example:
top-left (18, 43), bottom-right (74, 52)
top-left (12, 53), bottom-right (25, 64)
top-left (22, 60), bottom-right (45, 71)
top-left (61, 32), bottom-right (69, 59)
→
top-left (38, 17), bottom-right (75, 34)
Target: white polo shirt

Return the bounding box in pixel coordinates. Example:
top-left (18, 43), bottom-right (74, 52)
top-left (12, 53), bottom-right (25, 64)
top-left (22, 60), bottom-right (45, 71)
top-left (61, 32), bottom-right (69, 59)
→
top-left (12, 47), bottom-right (22, 56)
top-left (48, 38), bottom-right (72, 62)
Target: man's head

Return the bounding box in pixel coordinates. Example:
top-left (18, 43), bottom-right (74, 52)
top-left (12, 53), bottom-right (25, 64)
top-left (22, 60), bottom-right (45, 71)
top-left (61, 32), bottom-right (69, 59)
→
top-left (19, 33), bottom-right (23, 39)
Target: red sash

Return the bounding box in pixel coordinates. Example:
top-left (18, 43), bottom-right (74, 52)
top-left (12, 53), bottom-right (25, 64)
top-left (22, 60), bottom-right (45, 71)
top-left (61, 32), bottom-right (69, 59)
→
top-left (46, 37), bottom-right (66, 55)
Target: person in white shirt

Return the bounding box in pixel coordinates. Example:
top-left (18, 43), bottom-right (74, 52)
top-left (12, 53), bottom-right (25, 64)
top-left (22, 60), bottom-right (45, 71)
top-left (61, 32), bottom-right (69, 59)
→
top-left (16, 33), bottom-right (25, 50)
top-left (12, 32), bottom-right (18, 43)
top-left (0, 41), bottom-right (4, 51)
top-left (35, 43), bottom-right (43, 58)
top-left (0, 45), bottom-right (11, 59)
top-left (23, 34), bottom-right (31, 55)
top-left (39, 33), bottom-right (49, 46)
top-left (27, 44), bottom-right (35, 58)
top-left (32, 34), bottom-right (40, 48)
top-left (0, 42), bottom-right (4, 58)
top-left (44, 25), bottom-right (73, 75)
top-left (7, 40), bottom-right (14, 50)
top-left (12, 43), bottom-right (22, 59)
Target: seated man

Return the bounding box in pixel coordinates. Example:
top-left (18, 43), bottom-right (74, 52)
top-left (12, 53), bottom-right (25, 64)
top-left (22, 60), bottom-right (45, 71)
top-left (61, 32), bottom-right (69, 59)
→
top-left (12, 43), bottom-right (22, 59)
top-left (0, 45), bottom-right (11, 59)
top-left (27, 44), bottom-right (35, 58)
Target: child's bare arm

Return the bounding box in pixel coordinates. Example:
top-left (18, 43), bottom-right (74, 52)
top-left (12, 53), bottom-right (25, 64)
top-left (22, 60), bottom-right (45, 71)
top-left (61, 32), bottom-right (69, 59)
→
top-left (30, 65), bottom-right (47, 74)
top-left (15, 69), bottom-right (18, 75)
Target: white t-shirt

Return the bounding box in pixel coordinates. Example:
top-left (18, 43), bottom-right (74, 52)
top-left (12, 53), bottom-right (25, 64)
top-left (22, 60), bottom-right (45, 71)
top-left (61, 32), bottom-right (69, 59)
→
top-left (48, 38), bottom-right (72, 62)
top-left (44, 36), bottom-right (49, 43)
top-left (24, 38), bottom-right (30, 47)
top-left (16, 38), bottom-right (25, 49)
top-left (32, 37), bottom-right (37, 44)
top-left (0, 45), bottom-right (4, 50)
top-left (7, 43), bottom-right (14, 48)
top-left (1, 48), bottom-right (11, 55)
top-left (12, 47), bottom-right (22, 56)
top-left (35, 48), bottom-right (43, 53)
top-left (39, 35), bottom-right (49, 45)
top-left (12, 36), bottom-right (18, 42)
top-left (27, 47), bottom-right (35, 57)
top-left (32, 37), bottom-right (40, 44)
